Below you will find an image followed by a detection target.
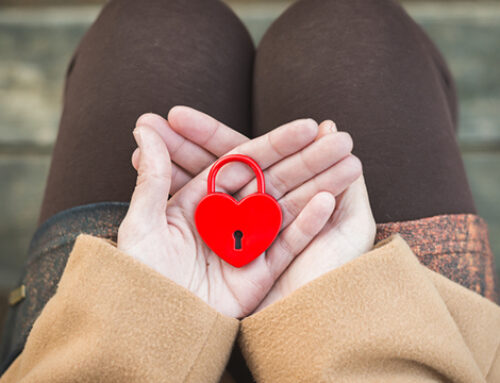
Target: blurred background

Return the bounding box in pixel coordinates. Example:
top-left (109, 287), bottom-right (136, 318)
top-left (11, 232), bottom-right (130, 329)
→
top-left (0, 0), bottom-right (499, 330)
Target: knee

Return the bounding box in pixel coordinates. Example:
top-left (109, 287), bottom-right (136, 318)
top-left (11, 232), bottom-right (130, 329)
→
top-left (272, 0), bottom-right (408, 27)
top-left (70, 0), bottom-right (254, 93)
top-left (260, 0), bottom-right (415, 51)
top-left (82, 0), bottom-right (252, 54)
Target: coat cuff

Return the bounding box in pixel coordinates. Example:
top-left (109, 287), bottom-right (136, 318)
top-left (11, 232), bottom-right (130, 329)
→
top-left (239, 234), bottom-right (500, 382)
top-left (1, 235), bottom-right (238, 383)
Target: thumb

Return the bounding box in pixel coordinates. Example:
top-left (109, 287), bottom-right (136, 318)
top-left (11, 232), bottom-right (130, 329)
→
top-left (334, 174), bottom-right (376, 247)
top-left (128, 125), bottom-right (172, 222)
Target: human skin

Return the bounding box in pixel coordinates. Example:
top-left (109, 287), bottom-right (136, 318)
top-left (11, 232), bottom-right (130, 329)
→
top-left (118, 106), bottom-right (374, 318)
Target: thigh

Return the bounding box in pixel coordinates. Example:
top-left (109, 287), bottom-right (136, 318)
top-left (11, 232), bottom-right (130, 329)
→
top-left (253, 0), bottom-right (475, 223)
top-left (39, 0), bottom-right (254, 224)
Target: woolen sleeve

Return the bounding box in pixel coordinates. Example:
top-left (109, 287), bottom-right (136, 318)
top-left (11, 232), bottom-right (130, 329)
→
top-left (239, 234), bottom-right (500, 382)
top-left (0, 234), bottom-right (239, 383)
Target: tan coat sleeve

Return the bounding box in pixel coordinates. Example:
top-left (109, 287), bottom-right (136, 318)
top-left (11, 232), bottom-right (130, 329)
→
top-left (239, 234), bottom-right (500, 382)
top-left (0, 235), bottom-right (239, 383)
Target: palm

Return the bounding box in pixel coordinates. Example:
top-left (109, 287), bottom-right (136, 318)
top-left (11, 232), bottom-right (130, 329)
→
top-left (164, 205), bottom-right (276, 318)
top-left (256, 176), bottom-right (376, 311)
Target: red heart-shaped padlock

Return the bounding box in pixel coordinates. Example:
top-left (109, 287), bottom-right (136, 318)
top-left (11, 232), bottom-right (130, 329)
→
top-left (195, 154), bottom-right (282, 268)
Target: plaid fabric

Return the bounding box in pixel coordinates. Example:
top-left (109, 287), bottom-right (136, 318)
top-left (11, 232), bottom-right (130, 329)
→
top-left (376, 214), bottom-right (498, 303)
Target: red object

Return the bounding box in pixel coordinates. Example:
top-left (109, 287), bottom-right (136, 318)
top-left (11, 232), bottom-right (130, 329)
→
top-left (195, 154), bottom-right (282, 268)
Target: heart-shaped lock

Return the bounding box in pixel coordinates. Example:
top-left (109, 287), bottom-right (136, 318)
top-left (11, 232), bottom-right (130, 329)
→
top-left (195, 154), bottom-right (282, 268)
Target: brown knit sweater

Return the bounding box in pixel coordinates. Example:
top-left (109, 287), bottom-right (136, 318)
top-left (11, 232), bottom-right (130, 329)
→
top-left (1, 234), bottom-right (499, 382)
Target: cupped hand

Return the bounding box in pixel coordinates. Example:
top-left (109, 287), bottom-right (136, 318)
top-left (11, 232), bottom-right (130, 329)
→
top-left (117, 113), bottom-right (358, 319)
top-left (255, 123), bottom-right (377, 312)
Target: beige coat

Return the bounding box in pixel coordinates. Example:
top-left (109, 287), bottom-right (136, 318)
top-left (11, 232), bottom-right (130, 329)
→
top-left (1, 234), bottom-right (499, 382)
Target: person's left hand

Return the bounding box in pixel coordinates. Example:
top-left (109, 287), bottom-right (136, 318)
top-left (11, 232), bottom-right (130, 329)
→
top-left (254, 125), bottom-right (376, 312)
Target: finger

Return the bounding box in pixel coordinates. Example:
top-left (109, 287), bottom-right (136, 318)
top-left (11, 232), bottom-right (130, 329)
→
top-left (330, 174), bottom-right (373, 226)
top-left (265, 192), bottom-right (336, 279)
top-left (168, 106), bottom-right (249, 156)
top-left (131, 147), bottom-right (193, 195)
top-left (320, 175), bottom-right (376, 254)
top-left (131, 148), bottom-right (140, 170)
top-left (279, 155), bottom-right (362, 228)
top-left (235, 131), bottom-right (353, 200)
top-left (170, 164), bottom-right (193, 195)
top-left (171, 118), bottom-right (319, 215)
top-left (126, 126), bottom-right (172, 222)
top-left (315, 120), bottom-right (337, 141)
top-left (137, 113), bottom-right (217, 176)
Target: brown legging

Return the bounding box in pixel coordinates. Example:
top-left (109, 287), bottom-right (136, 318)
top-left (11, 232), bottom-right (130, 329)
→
top-left (37, 0), bottom-right (477, 380)
top-left (39, 0), bottom-right (475, 226)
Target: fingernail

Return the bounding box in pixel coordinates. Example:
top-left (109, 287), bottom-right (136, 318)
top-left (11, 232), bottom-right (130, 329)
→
top-left (131, 148), bottom-right (140, 170)
top-left (134, 126), bottom-right (151, 148)
top-left (325, 120), bottom-right (337, 132)
top-left (133, 127), bottom-right (143, 147)
top-left (136, 113), bottom-right (165, 131)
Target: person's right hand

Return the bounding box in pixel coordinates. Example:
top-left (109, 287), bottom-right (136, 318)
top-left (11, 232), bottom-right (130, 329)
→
top-left (117, 116), bottom-right (359, 319)
top-left (130, 109), bottom-right (249, 195)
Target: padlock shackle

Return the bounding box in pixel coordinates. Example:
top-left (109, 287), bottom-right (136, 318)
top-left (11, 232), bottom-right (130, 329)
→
top-left (207, 154), bottom-right (265, 195)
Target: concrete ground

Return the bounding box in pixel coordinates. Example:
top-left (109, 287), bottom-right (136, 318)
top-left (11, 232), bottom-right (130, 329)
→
top-left (0, 1), bottom-right (499, 331)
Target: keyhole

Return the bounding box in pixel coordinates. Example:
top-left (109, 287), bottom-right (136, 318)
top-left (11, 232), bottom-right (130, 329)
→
top-left (233, 230), bottom-right (243, 250)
